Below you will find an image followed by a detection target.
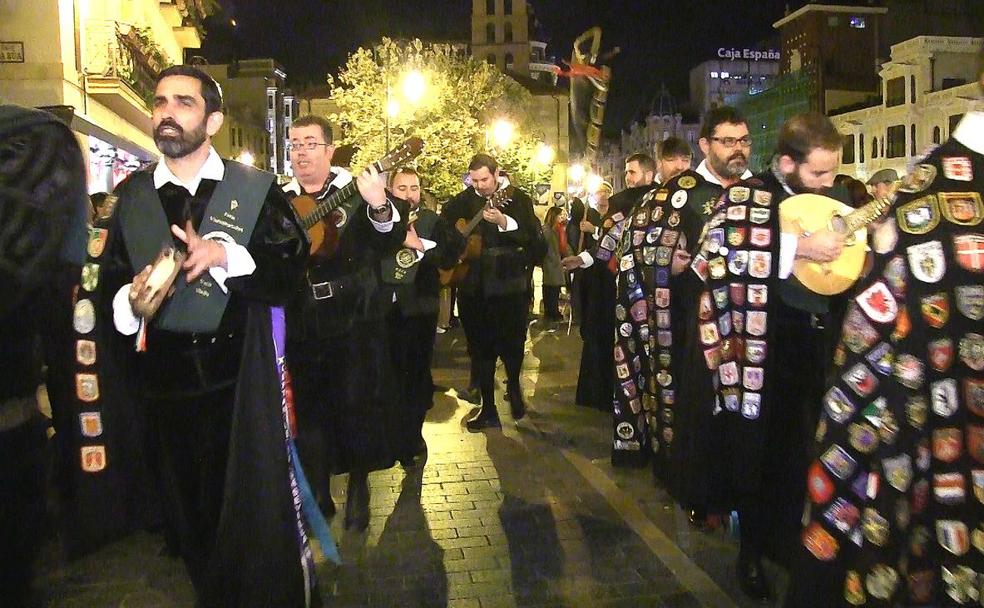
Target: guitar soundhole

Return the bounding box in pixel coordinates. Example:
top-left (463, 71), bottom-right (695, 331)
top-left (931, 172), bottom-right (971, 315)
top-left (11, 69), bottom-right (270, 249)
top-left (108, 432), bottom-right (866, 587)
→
top-left (830, 214), bottom-right (847, 233)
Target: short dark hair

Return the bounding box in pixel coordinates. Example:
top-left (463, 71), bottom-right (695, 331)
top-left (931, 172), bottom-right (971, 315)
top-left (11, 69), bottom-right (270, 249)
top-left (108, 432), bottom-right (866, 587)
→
top-left (625, 153), bottom-right (656, 174)
top-left (699, 106), bottom-right (747, 140)
top-left (157, 65), bottom-right (223, 115)
top-left (291, 115), bottom-right (334, 144)
top-left (468, 153), bottom-right (498, 175)
top-left (657, 137), bottom-right (693, 160)
top-left (387, 166), bottom-right (420, 188)
top-left (776, 112), bottom-right (843, 164)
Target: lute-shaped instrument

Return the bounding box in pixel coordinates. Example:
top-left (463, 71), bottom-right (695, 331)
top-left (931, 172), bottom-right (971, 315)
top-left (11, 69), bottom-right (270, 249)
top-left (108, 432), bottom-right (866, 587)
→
top-left (291, 137), bottom-right (423, 256)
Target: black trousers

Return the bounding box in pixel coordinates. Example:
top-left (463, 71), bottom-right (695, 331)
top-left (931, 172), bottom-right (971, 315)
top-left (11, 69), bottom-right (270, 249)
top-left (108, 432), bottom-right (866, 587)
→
top-left (542, 285), bottom-right (562, 319)
top-left (458, 291), bottom-right (527, 406)
top-left (387, 306), bottom-right (439, 456)
top-left (146, 387), bottom-right (235, 595)
top-left (0, 414), bottom-right (46, 608)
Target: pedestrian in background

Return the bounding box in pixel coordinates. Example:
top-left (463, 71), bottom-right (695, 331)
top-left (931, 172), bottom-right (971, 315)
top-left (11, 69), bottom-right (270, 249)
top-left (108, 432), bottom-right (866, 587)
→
top-left (540, 205), bottom-right (569, 323)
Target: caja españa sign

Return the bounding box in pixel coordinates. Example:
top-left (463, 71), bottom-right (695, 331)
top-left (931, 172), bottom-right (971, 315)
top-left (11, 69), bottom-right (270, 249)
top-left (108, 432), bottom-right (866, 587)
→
top-left (717, 48), bottom-right (780, 61)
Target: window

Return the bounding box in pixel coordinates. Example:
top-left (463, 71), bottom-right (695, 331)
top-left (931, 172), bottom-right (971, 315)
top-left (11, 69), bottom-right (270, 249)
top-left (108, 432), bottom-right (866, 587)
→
top-left (710, 71), bottom-right (719, 78)
top-left (849, 16), bottom-right (866, 28)
top-left (486, 53), bottom-right (496, 66)
top-left (486, 0), bottom-right (495, 15)
top-left (910, 124), bottom-right (916, 156)
top-left (505, 52), bottom-right (514, 67)
top-left (949, 114), bottom-right (964, 134)
top-left (886, 124), bottom-right (905, 158)
top-left (721, 71), bottom-right (730, 78)
top-left (910, 75), bottom-right (916, 103)
top-left (871, 137), bottom-right (878, 159)
top-left (842, 133), bottom-right (856, 164)
top-left (486, 23), bottom-right (495, 43)
top-left (859, 133), bottom-right (865, 163)
top-left (504, 22), bottom-right (513, 43)
top-left (504, 0), bottom-right (512, 15)
top-left (933, 126), bottom-right (941, 144)
top-left (267, 96), bottom-right (274, 110)
top-left (886, 77), bottom-right (905, 107)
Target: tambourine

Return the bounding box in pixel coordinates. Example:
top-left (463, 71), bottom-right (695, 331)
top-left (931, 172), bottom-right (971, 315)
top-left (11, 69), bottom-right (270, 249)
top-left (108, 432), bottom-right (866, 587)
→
top-left (132, 246), bottom-right (185, 318)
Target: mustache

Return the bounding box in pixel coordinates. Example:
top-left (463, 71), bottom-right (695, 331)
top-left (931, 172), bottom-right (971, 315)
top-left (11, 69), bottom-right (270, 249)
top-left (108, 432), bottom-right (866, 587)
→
top-left (155, 119), bottom-right (183, 137)
top-left (728, 152), bottom-right (747, 163)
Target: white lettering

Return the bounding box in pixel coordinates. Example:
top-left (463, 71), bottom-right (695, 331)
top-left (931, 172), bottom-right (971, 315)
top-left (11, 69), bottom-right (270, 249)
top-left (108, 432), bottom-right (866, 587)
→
top-left (715, 48), bottom-right (779, 62)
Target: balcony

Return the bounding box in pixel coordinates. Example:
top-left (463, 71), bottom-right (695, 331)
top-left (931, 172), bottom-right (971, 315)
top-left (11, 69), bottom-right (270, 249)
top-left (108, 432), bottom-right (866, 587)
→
top-left (83, 20), bottom-right (169, 130)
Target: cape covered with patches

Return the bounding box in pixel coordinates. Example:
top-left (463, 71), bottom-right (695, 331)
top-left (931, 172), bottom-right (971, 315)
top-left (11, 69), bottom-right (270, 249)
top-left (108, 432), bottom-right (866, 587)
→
top-left (790, 123), bottom-right (984, 606)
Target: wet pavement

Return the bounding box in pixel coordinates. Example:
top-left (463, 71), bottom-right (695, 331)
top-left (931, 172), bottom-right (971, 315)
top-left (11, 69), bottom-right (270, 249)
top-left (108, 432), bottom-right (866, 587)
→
top-left (34, 312), bottom-right (792, 608)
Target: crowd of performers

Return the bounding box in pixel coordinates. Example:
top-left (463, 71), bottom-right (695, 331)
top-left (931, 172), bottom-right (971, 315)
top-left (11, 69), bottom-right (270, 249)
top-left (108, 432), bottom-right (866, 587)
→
top-left (1, 55), bottom-right (982, 608)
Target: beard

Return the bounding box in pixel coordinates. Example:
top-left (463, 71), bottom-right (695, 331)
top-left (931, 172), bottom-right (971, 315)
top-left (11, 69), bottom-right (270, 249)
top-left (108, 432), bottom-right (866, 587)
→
top-left (708, 149), bottom-right (748, 179)
top-left (785, 169), bottom-right (829, 195)
top-left (153, 118), bottom-right (208, 159)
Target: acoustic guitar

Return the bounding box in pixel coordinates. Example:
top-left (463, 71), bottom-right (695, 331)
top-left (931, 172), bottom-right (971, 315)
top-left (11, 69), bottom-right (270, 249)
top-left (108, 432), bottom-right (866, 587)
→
top-left (438, 186), bottom-right (513, 286)
top-left (291, 137), bottom-right (423, 256)
top-left (779, 165), bottom-right (932, 295)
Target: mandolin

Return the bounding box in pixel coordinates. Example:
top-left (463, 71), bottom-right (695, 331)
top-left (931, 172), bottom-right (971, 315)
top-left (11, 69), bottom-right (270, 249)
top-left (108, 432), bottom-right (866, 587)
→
top-left (438, 186), bottom-right (513, 286)
top-left (291, 137), bottom-right (423, 256)
top-left (779, 165), bottom-right (933, 295)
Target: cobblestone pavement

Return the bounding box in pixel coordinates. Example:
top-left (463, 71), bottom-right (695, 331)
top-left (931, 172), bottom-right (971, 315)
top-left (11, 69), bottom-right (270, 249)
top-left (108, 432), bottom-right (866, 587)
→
top-left (34, 316), bottom-right (791, 607)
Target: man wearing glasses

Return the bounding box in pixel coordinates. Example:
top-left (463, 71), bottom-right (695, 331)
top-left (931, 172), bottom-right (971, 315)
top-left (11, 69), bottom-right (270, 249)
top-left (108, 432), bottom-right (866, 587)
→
top-left (282, 115), bottom-right (409, 531)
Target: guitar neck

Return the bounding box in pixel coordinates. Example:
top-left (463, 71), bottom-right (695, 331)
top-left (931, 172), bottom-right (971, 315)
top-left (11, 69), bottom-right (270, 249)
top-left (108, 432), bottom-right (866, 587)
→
top-left (459, 206), bottom-right (487, 237)
top-left (300, 161), bottom-right (382, 229)
top-left (841, 196), bottom-right (893, 234)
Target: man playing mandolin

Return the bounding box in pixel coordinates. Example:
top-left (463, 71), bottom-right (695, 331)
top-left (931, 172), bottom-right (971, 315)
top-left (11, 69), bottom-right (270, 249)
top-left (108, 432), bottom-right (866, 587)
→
top-left (441, 153), bottom-right (539, 431)
top-left (282, 115), bottom-right (411, 531)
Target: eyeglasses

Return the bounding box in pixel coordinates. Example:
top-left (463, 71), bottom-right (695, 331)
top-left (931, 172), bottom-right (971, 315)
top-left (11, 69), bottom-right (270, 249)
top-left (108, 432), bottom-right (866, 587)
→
top-left (289, 142), bottom-right (331, 151)
top-left (709, 136), bottom-right (752, 149)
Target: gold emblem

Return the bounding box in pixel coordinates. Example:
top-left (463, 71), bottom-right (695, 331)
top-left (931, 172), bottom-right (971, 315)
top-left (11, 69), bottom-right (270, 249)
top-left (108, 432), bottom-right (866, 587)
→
top-left (230, 199), bottom-right (239, 211)
top-left (896, 195), bottom-right (940, 234)
top-left (678, 176), bottom-right (697, 189)
top-left (395, 248), bottom-right (417, 269)
top-left (938, 192), bottom-right (983, 226)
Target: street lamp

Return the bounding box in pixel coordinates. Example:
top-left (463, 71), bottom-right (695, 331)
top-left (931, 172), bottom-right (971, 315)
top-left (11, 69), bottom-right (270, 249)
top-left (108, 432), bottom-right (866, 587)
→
top-left (568, 163), bottom-right (586, 182)
top-left (402, 69), bottom-right (427, 105)
top-left (586, 172), bottom-right (603, 194)
top-left (535, 143), bottom-right (555, 166)
top-left (386, 99), bottom-right (401, 118)
top-left (237, 150), bottom-right (255, 166)
top-left (490, 119), bottom-right (516, 149)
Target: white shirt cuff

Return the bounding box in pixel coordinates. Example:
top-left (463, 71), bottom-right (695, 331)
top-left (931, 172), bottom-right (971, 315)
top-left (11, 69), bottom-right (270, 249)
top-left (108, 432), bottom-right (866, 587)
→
top-left (579, 250), bottom-right (594, 268)
top-left (200, 233), bottom-right (256, 293)
top-left (420, 237), bottom-right (437, 252)
top-left (779, 232), bottom-right (798, 280)
top-left (497, 215), bottom-right (518, 232)
top-left (368, 202), bottom-right (400, 233)
top-left (113, 284), bottom-right (141, 336)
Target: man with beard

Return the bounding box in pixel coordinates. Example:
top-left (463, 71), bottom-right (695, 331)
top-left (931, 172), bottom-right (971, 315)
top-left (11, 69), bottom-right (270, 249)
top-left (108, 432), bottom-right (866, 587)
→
top-left (688, 112), bottom-right (849, 599)
top-left (104, 66), bottom-right (312, 606)
top-left (654, 137), bottom-right (693, 186)
top-left (382, 168), bottom-right (464, 466)
top-left (607, 107), bottom-right (751, 471)
top-left (283, 115), bottom-right (408, 531)
top-left (624, 153), bottom-right (657, 189)
top-left (784, 49), bottom-right (984, 608)
top-left (442, 154), bottom-right (539, 431)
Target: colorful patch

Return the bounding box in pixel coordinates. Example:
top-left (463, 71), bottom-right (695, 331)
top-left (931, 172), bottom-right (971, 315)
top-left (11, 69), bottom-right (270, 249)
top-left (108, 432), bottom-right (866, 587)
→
top-left (821, 444), bottom-right (857, 480)
top-left (746, 311), bottom-right (767, 336)
top-left (865, 342), bottom-right (893, 375)
top-left (928, 338), bottom-right (954, 372)
top-left (931, 378), bottom-right (960, 417)
top-left (73, 299), bottom-right (96, 334)
top-left (749, 227), bottom-right (771, 247)
top-left (864, 565), bottom-right (899, 601)
top-left (934, 472), bottom-right (966, 505)
top-left (883, 454), bottom-right (913, 492)
top-left (671, 190), bottom-right (688, 209)
top-left (79, 412), bottom-right (103, 438)
top-left (956, 285), bottom-right (984, 320)
top-left (941, 156), bottom-right (973, 181)
top-left (87, 228), bottom-right (108, 258)
top-left (906, 240), bottom-right (945, 283)
top-left (920, 292), bottom-right (949, 328)
top-left (80, 445), bottom-right (106, 473)
top-left (883, 255), bottom-right (907, 298)
top-left (932, 428), bottom-right (963, 463)
top-left (803, 521), bottom-right (838, 560)
top-left (862, 508), bottom-right (890, 546)
top-left (959, 333), bottom-right (984, 371)
top-left (855, 281), bottom-right (897, 324)
top-left (678, 176), bottom-right (697, 189)
top-left (747, 284), bottom-right (768, 307)
top-left (749, 207), bottom-right (770, 224)
top-left (953, 234), bottom-right (984, 272)
top-left (75, 373), bottom-right (99, 402)
top-left (939, 191), bottom-right (983, 226)
top-left (896, 194), bottom-right (940, 234)
top-left (75, 340), bottom-right (96, 366)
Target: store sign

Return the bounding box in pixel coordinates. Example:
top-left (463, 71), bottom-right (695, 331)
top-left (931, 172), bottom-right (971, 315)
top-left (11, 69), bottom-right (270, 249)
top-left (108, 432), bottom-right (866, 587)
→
top-left (717, 48), bottom-right (780, 61)
top-left (0, 41), bottom-right (24, 63)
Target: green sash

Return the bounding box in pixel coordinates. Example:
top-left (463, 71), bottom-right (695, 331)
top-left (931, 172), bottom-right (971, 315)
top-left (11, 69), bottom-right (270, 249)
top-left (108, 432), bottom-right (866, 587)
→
top-left (381, 208), bottom-right (439, 285)
top-left (117, 161), bottom-right (272, 333)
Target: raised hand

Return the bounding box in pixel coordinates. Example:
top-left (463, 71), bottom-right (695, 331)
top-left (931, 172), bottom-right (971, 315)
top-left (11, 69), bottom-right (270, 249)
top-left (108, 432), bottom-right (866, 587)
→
top-left (171, 220), bottom-right (227, 282)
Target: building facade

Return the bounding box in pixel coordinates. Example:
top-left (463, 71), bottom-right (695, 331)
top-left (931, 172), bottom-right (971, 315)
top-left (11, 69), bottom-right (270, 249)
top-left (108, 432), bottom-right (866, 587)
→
top-left (0, 0), bottom-right (210, 193)
top-left (831, 36), bottom-right (982, 182)
top-left (689, 51), bottom-right (780, 114)
top-left (200, 59), bottom-right (296, 176)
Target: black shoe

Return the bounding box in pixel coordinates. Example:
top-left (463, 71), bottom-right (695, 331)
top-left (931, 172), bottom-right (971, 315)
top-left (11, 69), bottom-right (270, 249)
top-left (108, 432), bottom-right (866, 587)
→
top-left (737, 555), bottom-right (771, 600)
top-left (507, 388), bottom-right (526, 420)
top-left (459, 386), bottom-right (481, 404)
top-left (466, 407), bottom-right (501, 431)
top-left (344, 475), bottom-right (370, 531)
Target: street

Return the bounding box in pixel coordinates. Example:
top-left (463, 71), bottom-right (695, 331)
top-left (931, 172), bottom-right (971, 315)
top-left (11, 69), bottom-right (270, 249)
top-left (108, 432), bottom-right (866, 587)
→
top-left (35, 313), bottom-right (789, 608)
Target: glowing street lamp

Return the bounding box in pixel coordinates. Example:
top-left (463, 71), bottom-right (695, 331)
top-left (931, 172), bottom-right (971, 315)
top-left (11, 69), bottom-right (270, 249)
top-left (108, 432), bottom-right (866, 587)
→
top-left (568, 163), bottom-right (586, 182)
top-left (386, 99), bottom-right (401, 118)
top-left (490, 119), bottom-right (516, 149)
top-left (534, 143), bottom-right (555, 166)
top-left (237, 150), bottom-right (255, 166)
top-left (586, 172), bottom-right (604, 194)
top-left (401, 69), bottom-right (427, 105)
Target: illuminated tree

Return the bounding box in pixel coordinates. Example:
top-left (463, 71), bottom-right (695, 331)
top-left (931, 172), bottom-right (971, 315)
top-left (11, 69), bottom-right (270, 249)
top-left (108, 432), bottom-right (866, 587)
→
top-left (329, 38), bottom-right (553, 201)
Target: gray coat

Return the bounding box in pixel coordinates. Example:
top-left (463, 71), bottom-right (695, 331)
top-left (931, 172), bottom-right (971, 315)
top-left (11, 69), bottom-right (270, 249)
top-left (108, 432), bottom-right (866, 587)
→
top-left (541, 224), bottom-right (566, 287)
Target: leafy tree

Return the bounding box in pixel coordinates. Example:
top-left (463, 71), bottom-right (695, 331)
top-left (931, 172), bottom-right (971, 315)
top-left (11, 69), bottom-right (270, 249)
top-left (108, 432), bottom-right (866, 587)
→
top-left (329, 38), bottom-right (553, 201)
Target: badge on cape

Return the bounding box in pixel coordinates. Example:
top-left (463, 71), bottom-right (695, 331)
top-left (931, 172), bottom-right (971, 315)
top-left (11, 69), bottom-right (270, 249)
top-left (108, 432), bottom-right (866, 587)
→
top-left (865, 342), bottom-right (893, 375)
top-left (807, 461), bottom-right (834, 504)
top-left (671, 190), bottom-right (688, 209)
top-left (931, 378), bottom-right (959, 417)
top-left (678, 176), bottom-right (697, 189)
top-left (75, 340), bottom-right (96, 366)
top-left (932, 428), bottom-right (963, 463)
top-left (843, 363), bottom-right (878, 397)
top-left (73, 299), bottom-right (96, 334)
top-left (746, 339), bottom-right (767, 364)
top-left (749, 227), bottom-right (771, 247)
top-left (746, 310), bottom-right (767, 336)
top-left (953, 234), bottom-right (984, 272)
top-left (727, 250), bottom-right (748, 275)
top-left (971, 431), bottom-right (984, 465)
top-left (855, 281), bottom-right (897, 324)
top-left (752, 190), bottom-right (772, 206)
top-left (749, 251), bottom-right (771, 278)
top-left (80, 445), bottom-right (107, 473)
top-left (899, 164), bottom-right (936, 193)
top-left (882, 453), bottom-right (912, 491)
top-left (941, 156), bottom-right (973, 182)
top-left (741, 392), bottom-right (761, 419)
top-left (934, 472), bottom-right (966, 505)
top-left (960, 333), bottom-right (984, 371)
top-left (928, 338), bottom-right (953, 372)
top-left (896, 195), bottom-right (940, 234)
top-left (395, 248), bottom-right (417, 269)
top-left (667, 211), bottom-right (681, 228)
top-left (966, 378), bottom-right (984, 418)
top-left (87, 228), bottom-right (108, 258)
top-left (821, 444), bottom-right (857, 479)
top-left (906, 241), bottom-right (945, 283)
top-left (883, 255), bottom-right (907, 298)
top-left (906, 396), bottom-right (929, 430)
top-left (865, 565), bottom-right (899, 600)
top-left (729, 186), bottom-right (750, 203)
top-left (956, 285), bottom-right (984, 320)
top-left (742, 367), bottom-right (764, 391)
top-left (843, 305), bottom-right (879, 352)
top-left (80, 263), bottom-right (100, 292)
top-left (76, 373), bottom-right (99, 402)
top-left (920, 292), bottom-right (949, 328)
top-left (861, 508), bottom-right (890, 546)
top-left (747, 284), bottom-right (768, 307)
top-left (726, 205), bottom-right (747, 221)
top-left (79, 412), bottom-right (103, 438)
top-left (894, 354), bottom-right (924, 390)
top-left (749, 208), bottom-right (770, 224)
top-left (726, 226), bottom-right (746, 246)
top-left (939, 192), bottom-right (983, 226)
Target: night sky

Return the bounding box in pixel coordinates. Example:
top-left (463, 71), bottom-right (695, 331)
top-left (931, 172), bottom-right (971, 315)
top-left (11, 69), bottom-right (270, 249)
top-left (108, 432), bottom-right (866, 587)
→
top-left (201, 0), bottom-right (825, 132)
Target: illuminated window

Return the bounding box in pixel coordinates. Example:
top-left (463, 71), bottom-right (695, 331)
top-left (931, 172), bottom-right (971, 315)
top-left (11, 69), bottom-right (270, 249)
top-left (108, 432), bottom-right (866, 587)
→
top-left (721, 71), bottom-right (730, 78)
top-left (710, 71), bottom-right (719, 78)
